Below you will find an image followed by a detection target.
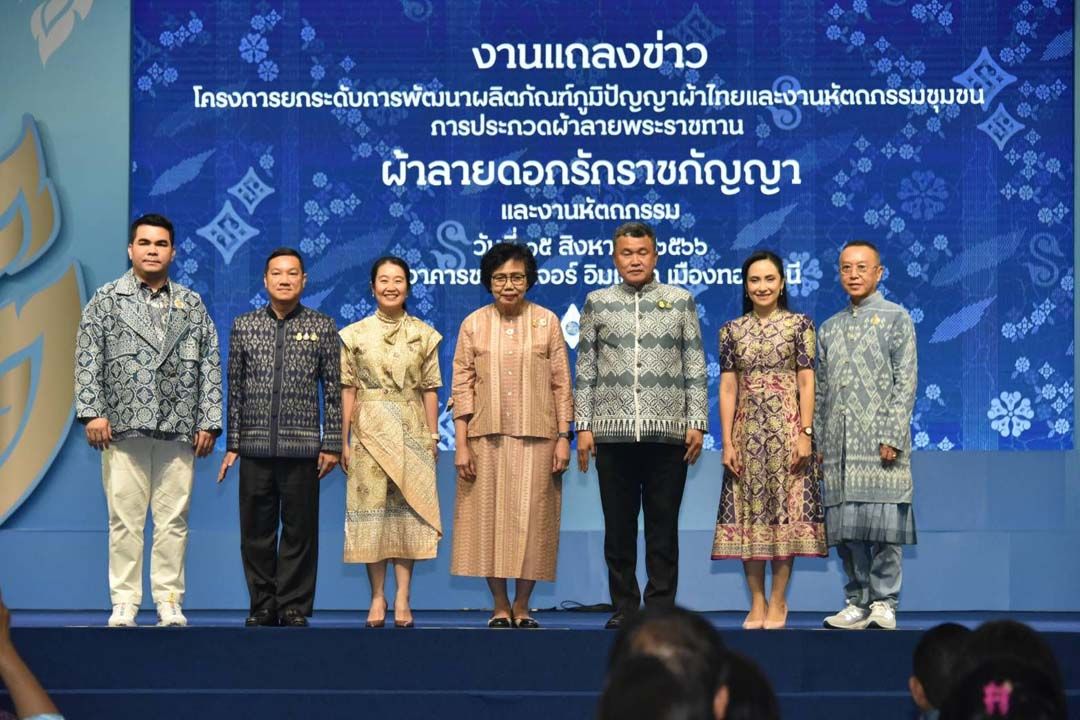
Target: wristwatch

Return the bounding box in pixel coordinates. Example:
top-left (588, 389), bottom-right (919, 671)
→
top-left (801, 426), bottom-right (813, 437)
top-left (557, 431), bottom-right (574, 441)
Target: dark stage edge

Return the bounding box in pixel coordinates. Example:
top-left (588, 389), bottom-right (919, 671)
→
top-left (5, 611), bottom-right (1080, 720)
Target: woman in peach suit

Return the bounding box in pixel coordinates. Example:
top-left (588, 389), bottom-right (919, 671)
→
top-left (451, 243), bottom-right (574, 629)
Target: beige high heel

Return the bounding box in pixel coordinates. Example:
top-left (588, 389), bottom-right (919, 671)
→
top-left (742, 605), bottom-right (767, 630)
top-left (763, 603), bottom-right (788, 630)
top-left (365, 597), bottom-right (388, 628)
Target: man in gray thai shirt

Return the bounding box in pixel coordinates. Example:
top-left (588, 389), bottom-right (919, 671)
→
top-left (816, 240), bottom-right (918, 631)
top-left (576, 222), bottom-right (708, 630)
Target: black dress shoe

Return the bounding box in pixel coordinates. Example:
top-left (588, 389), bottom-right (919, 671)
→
top-left (280, 609), bottom-right (309, 627)
top-left (245, 609), bottom-right (277, 627)
top-left (605, 612), bottom-right (626, 630)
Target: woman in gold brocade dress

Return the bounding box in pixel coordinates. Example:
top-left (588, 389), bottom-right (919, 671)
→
top-left (340, 256), bottom-right (442, 628)
top-left (711, 250), bottom-right (826, 631)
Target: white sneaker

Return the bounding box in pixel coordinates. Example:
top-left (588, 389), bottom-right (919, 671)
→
top-left (823, 603), bottom-right (870, 630)
top-left (156, 601), bottom-right (187, 627)
top-left (866, 601), bottom-right (896, 630)
top-left (108, 603), bottom-right (138, 627)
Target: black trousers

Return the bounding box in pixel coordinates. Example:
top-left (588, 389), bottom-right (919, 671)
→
top-left (595, 442), bottom-right (688, 614)
top-left (239, 457), bottom-right (320, 615)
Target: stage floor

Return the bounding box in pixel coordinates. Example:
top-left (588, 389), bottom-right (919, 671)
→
top-left (14, 608), bottom-right (1080, 632)
top-left (5, 611), bottom-right (1080, 720)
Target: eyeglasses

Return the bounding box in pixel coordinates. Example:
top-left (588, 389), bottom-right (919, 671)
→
top-left (839, 264), bottom-right (879, 277)
top-left (491, 273), bottom-right (527, 286)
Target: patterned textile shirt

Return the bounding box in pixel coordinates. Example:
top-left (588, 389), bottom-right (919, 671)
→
top-left (226, 305), bottom-right (342, 458)
top-left (114, 280), bottom-right (172, 440)
top-left (138, 279), bottom-right (171, 341)
top-left (814, 291), bottom-right (918, 505)
top-left (575, 278), bottom-right (708, 444)
top-left (75, 270), bottom-right (223, 442)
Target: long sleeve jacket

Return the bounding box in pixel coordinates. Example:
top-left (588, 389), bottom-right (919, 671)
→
top-left (452, 302), bottom-right (573, 439)
top-left (74, 270), bottom-right (223, 440)
top-left (574, 279), bottom-right (708, 444)
top-left (814, 291), bottom-right (918, 505)
top-left (226, 305), bottom-right (341, 458)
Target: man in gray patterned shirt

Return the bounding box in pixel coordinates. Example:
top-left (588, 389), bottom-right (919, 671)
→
top-left (575, 222), bottom-right (708, 630)
top-left (817, 241), bottom-right (918, 631)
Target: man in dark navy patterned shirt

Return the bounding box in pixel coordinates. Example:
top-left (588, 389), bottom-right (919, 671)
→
top-left (218, 248), bottom-right (341, 627)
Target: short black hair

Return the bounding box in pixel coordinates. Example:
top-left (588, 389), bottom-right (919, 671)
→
top-left (740, 250), bottom-right (790, 315)
top-left (129, 213), bottom-right (174, 246)
top-left (607, 607), bottom-right (729, 720)
top-left (264, 247), bottom-right (305, 274)
top-left (599, 655), bottom-right (711, 720)
top-left (913, 623), bottom-right (972, 709)
top-left (479, 242), bottom-right (538, 292)
top-left (842, 239), bottom-right (881, 262)
top-left (724, 652), bottom-right (780, 720)
top-left (613, 221), bottom-right (656, 251)
top-left (370, 255), bottom-right (411, 311)
top-left (609, 606), bottom-right (729, 685)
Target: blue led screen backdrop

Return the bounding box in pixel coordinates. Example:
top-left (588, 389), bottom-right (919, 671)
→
top-left (130, 1), bottom-right (1075, 451)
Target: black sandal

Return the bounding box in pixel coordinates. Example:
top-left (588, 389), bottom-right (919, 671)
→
top-left (513, 616), bottom-right (540, 629)
top-left (487, 616), bottom-right (512, 629)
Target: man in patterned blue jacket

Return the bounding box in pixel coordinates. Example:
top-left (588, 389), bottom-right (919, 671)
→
top-left (75, 214), bottom-right (223, 628)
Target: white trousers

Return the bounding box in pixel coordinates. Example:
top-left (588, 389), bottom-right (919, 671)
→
top-left (102, 437), bottom-right (194, 605)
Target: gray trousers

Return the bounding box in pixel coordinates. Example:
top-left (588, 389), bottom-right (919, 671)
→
top-left (837, 541), bottom-right (902, 609)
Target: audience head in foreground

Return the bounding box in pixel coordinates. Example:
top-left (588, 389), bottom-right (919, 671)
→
top-left (723, 651), bottom-right (780, 720)
top-left (910, 622), bottom-right (972, 717)
top-left (940, 656), bottom-right (1065, 720)
top-left (604, 606), bottom-right (731, 719)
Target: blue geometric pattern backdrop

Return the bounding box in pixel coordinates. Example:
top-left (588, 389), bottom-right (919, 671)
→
top-left (131, 1), bottom-right (1074, 451)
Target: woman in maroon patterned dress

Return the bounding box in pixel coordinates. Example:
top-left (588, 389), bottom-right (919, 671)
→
top-left (712, 250), bottom-right (827, 630)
